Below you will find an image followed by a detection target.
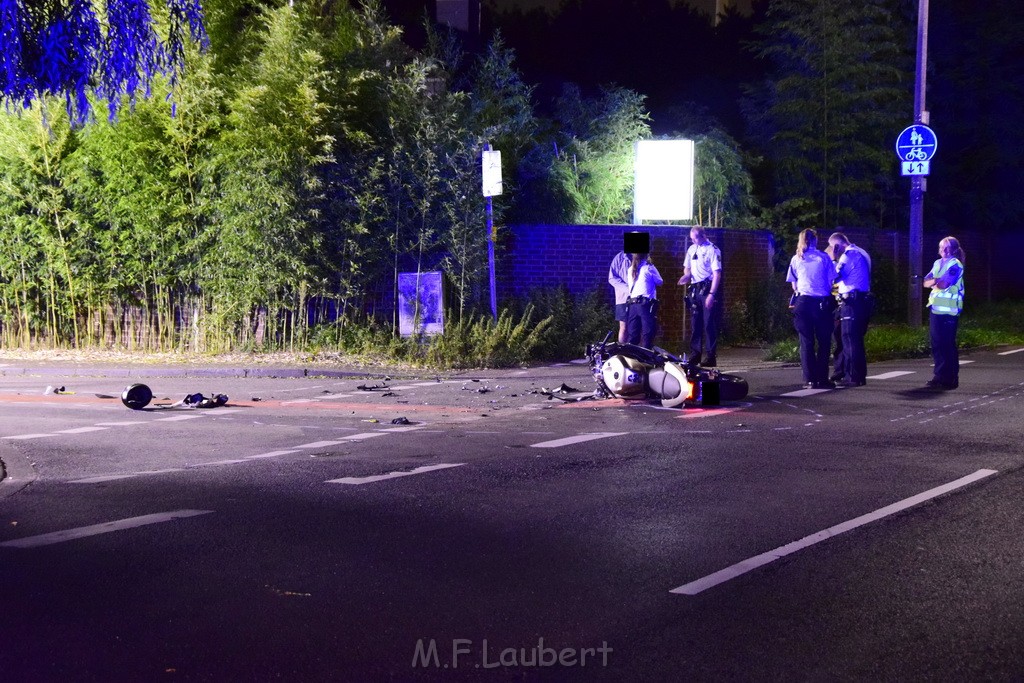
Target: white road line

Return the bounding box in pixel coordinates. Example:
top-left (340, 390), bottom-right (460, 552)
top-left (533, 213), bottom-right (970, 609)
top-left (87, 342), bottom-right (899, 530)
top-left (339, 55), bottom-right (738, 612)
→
top-left (998, 348), bottom-right (1024, 356)
top-left (0, 510), bottom-right (214, 549)
top-left (379, 425), bottom-right (425, 433)
top-left (282, 399), bottom-right (318, 405)
top-left (190, 459), bottom-right (250, 467)
top-left (530, 432), bottom-right (628, 449)
top-left (58, 426), bottom-right (109, 434)
top-left (780, 388), bottom-right (831, 398)
top-left (319, 393), bottom-right (355, 400)
top-left (69, 475), bottom-right (140, 484)
top-left (669, 469), bottom-right (998, 596)
top-left (326, 463), bottom-right (465, 485)
top-left (2, 433), bottom-right (53, 440)
top-left (95, 421), bottom-right (148, 426)
top-left (868, 371), bottom-right (916, 380)
top-left (155, 415), bottom-right (205, 422)
top-left (342, 432), bottom-right (387, 441)
top-left (295, 440), bottom-right (348, 449)
top-left (212, 409), bottom-right (243, 415)
top-left (245, 450), bottom-right (299, 459)
top-left (959, 360), bottom-right (975, 365)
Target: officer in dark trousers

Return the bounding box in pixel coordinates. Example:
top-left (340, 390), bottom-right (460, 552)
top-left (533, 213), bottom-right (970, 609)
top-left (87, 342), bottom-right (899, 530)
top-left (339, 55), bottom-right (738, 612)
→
top-left (828, 232), bottom-right (872, 386)
top-left (787, 229), bottom-right (836, 389)
top-left (677, 227), bottom-right (722, 366)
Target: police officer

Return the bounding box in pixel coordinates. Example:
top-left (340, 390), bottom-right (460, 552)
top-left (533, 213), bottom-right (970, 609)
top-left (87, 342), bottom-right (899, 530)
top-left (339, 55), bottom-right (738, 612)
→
top-left (787, 229), bottom-right (836, 389)
top-left (923, 236), bottom-right (965, 390)
top-left (828, 232), bottom-right (872, 386)
top-left (677, 227), bottom-right (722, 366)
top-left (624, 252), bottom-right (663, 348)
top-left (608, 249), bottom-right (631, 343)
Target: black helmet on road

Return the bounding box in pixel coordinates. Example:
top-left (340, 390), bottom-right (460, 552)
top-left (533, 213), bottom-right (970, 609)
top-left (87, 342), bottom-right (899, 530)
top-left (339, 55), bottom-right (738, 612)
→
top-left (121, 383), bottom-right (153, 410)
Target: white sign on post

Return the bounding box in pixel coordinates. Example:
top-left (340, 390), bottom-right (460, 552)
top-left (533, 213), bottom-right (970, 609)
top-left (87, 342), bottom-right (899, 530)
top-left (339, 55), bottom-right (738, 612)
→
top-left (482, 150), bottom-right (502, 197)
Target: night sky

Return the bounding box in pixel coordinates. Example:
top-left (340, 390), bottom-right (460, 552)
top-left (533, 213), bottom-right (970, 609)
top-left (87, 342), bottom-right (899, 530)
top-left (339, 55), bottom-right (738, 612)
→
top-left (489, 0), bottom-right (754, 17)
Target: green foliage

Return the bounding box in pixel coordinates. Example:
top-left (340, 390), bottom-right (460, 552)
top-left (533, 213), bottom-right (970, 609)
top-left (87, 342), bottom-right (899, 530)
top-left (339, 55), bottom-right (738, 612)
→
top-left (693, 129), bottom-right (758, 228)
top-left (511, 286), bottom-right (612, 361)
top-left (549, 84), bottom-right (651, 224)
top-left (306, 306), bottom-right (551, 369)
top-left (730, 276), bottom-right (795, 344)
top-left (749, 0), bottom-right (909, 229)
top-left (764, 304), bottom-right (1024, 364)
top-left (424, 306), bottom-right (551, 369)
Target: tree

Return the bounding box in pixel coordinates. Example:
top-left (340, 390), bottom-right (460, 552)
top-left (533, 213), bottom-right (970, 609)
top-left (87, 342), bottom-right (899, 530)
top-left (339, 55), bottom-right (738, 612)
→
top-left (551, 84), bottom-right (651, 224)
top-left (693, 128), bottom-right (757, 228)
top-left (749, 0), bottom-right (909, 229)
top-left (0, 0), bottom-right (207, 124)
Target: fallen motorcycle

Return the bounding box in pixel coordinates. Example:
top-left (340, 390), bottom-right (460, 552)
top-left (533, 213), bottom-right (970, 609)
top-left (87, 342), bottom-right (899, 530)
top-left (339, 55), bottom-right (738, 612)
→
top-left (587, 336), bottom-right (748, 408)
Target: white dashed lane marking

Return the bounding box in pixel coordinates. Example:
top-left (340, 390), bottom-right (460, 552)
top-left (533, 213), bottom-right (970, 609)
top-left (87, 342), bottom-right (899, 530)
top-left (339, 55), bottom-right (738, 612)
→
top-left (868, 371), bottom-right (916, 380)
top-left (780, 388), bottom-right (831, 398)
top-left (998, 348), bottom-right (1024, 356)
top-left (669, 469), bottom-right (998, 596)
top-left (530, 432), bottom-right (628, 449)
top-left (58, 426), bottom-right (109, 434)
top-left (326, 463), bottom-right (465, 485)
top-left (0, 510), bottom-right (214, 549)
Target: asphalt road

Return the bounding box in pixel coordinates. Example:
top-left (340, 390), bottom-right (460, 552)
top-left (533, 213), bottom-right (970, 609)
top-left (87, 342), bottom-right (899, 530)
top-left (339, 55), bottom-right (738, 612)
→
top-left (1, 347), bottom-right (1023, 681)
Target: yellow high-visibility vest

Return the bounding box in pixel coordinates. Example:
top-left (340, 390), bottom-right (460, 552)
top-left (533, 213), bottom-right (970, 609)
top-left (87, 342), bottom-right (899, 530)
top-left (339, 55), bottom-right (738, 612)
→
top-left (928, 258), bottom-right (964, 316)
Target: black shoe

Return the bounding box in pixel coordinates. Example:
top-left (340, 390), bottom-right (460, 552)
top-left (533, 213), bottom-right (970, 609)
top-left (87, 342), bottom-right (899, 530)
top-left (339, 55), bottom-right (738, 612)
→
top-left (925, 379), bottom-right (957, 390)
top-left (705, 357), bottom-right (717, 367)
top-left (811, 380), bottom-right (836, 390)
top-left (839, 379), bottom-right (866, 387)
top-left (829, 371), bottom-right (845, 382)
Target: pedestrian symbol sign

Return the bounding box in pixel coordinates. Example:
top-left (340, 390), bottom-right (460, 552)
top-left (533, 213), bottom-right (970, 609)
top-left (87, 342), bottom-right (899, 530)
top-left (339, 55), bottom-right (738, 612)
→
top-left (896, 124), bottom-right (937, 162)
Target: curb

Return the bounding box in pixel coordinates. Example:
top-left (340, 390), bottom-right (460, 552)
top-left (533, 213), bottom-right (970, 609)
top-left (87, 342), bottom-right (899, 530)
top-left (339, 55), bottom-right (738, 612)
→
top-left (0, 366), bottom-right (387, 380)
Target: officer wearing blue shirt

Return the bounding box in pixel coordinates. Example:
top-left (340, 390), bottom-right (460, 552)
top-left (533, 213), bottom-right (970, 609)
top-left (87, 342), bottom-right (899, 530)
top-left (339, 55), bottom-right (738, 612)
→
top-left (787, 229), bottom-right (837, 389)
top-left (608, 250), bottom-right (632, 343)
top-left (828, 232), bottom-right (872, 386)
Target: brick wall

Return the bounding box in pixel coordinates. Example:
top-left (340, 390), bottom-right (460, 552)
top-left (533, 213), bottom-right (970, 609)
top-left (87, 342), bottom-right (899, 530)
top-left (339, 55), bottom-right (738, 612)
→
top-left (498, 224), bottom-right (776, 353)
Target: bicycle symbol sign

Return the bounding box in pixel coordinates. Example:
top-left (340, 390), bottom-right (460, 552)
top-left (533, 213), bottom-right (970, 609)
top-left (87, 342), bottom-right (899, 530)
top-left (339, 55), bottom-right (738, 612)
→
top-left (895, 124), bottom-right (937, 163)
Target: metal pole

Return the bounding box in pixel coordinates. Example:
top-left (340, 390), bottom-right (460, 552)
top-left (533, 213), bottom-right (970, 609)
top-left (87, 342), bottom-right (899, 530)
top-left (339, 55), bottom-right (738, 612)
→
top-left (484, 144), bottom-right (497, 321)
top-left (487, 194), bottom-right (496, 321)
top-left (908, 0), bottom-right (929, 327)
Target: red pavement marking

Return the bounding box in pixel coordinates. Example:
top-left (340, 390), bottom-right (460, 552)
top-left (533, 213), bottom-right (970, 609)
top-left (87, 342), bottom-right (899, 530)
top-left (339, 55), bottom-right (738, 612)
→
top-left (0, 393), bottom-right (477, 414)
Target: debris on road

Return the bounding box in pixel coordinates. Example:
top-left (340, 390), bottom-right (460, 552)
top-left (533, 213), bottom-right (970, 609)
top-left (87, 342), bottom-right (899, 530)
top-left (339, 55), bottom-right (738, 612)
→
top-left (120, 384), bottom-right (230, 410)
top-left (44, 385), bottom-right (74, 395)
top-left (391, 417), bottom-right (412, 425)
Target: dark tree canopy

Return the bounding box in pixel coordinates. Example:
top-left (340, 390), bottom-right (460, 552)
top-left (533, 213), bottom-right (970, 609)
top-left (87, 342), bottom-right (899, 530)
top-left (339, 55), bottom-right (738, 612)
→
top-left (0, 0), bottom-right (207, 123)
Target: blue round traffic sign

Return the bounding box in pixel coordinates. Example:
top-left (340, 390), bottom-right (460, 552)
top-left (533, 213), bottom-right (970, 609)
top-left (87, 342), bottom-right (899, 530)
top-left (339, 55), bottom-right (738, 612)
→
top-left (895, 124), bottom-right (938, 162)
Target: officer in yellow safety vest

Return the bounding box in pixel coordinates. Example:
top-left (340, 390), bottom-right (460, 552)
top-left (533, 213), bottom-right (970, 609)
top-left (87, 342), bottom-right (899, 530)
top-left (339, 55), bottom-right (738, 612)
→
top-left (923, 236), bottom-right (965, 390)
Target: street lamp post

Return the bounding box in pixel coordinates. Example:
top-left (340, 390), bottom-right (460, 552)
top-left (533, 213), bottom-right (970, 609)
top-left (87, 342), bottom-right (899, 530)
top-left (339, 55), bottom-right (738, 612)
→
top-left (908, 0), bottom-right (930, 327)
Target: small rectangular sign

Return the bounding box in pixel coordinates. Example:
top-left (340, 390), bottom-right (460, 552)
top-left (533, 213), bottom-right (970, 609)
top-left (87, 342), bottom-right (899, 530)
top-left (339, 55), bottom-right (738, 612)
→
top-left (901, 161), bottom-right (930, 176)
top-left (482, 150), bottom-right (502, 197)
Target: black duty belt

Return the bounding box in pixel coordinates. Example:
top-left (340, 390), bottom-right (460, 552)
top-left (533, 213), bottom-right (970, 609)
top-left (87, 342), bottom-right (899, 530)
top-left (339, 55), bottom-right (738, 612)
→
top-left (626, 296), bottom-right (652, 304)
top-left (840, 290), bottom-right (870, 301)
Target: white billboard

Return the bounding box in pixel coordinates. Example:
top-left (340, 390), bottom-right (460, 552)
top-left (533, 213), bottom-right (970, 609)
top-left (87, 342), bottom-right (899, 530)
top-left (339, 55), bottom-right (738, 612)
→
top-left (633, 139), bottom-right (695, 222)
